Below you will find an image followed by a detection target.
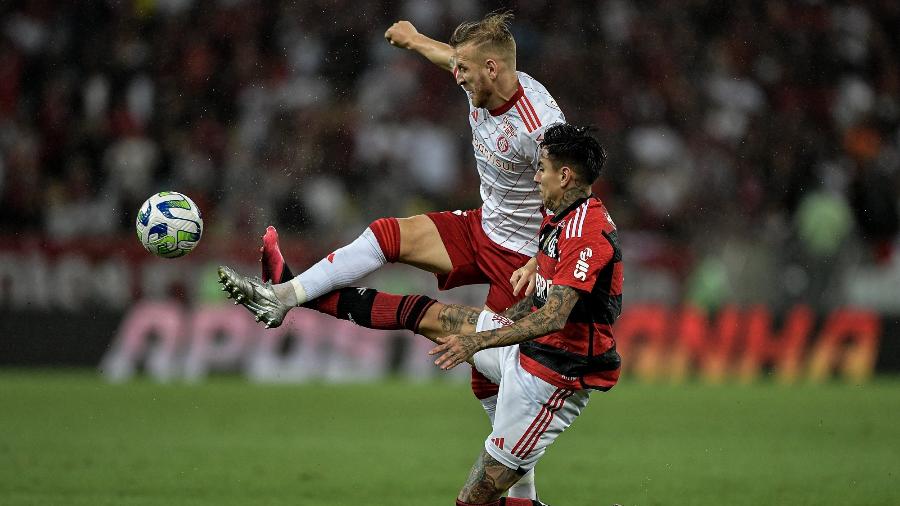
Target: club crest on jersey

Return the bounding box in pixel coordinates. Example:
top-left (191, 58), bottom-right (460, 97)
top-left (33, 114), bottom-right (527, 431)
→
top-left (496, 134), bottom-right (510, 153)
top-left (541, 227), bottom-right (560, 258)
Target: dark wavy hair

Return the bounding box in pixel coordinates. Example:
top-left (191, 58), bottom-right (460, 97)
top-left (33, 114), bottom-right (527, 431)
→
top-left (540, 123), bottom-right (607, 184)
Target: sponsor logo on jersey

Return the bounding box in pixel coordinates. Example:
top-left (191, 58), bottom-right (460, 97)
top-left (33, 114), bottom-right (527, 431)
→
top-left (535, 271), bottom-right (553, 300)
top-left (541, 227), bottom-right (560, 258)
top-left (604, 209), bottom-right (616, 227)
top-left (491, 314), bottom-right (514, 327)
top-left (501, 117), bottom-right (517, 137)
top-left (496, 134), bottom-right (510, 153)
top-left (472, 137), bottom-right (514, 172)
top-left (472, 110), bottom-right (478, 122)
top-left (574, 247), bottom-right (593, 281)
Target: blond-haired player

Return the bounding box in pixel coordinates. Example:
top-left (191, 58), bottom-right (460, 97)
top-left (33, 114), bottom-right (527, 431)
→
top-left (258, 12), bottom-right (566, 499)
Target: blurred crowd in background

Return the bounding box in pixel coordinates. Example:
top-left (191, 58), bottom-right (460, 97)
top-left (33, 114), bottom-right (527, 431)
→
top-left (1, 0), bottom-right (899, 312)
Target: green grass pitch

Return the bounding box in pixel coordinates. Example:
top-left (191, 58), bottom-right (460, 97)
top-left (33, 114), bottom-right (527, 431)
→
top-left (1, 370), bottom-right (898, 505)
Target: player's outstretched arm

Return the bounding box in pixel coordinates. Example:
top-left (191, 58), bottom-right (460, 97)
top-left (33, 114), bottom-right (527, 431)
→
top-left (502, 296), bottom-right (535, 322)
top-left (430, 285), bottom-right (580, 370)
top-left (385, 20), bottom-right (454, 71)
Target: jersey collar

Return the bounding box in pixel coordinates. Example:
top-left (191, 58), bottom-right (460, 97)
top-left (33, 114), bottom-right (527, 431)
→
top-left (549, 195), bottom-right (594, 224)
top-left (488, 81), bottom-right (524, 116)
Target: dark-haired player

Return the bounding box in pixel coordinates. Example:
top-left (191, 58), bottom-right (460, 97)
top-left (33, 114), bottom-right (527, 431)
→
top-left (220, 123), bottom-right (623, 505)
top-left (258, 11), bottom-right (566, 499)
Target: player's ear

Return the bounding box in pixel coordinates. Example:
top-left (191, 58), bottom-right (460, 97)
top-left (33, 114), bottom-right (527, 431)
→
top-left (486, 58), bottom-right (498, 78)
top-left (560, 165), bottom-right (574, 187)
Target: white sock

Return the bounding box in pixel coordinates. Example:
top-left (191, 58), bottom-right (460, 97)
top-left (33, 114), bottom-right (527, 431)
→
top-left (480, 395), bottom-right (537, 500)
top-left (508, 468), bottom-right (537, 500)
top-left (288, 228), bottom-right (387, 304)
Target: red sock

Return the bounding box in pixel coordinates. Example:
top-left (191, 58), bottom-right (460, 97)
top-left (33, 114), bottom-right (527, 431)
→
top-left (455, 499), bottom-right (541, 506)
top-left (304, 288), bottom-right (435, 332)
top-left (369, 217), bottom-right (401, 262)
top-left (501, 499), bottom-right (541, 506)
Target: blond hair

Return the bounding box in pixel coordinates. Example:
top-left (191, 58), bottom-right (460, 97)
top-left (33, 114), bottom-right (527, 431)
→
top-left (449, 11), bottom-right (516, 60)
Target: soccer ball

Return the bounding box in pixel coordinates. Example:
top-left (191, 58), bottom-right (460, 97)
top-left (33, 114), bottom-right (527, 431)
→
top-left (136, 191), bottom-right (203, 258)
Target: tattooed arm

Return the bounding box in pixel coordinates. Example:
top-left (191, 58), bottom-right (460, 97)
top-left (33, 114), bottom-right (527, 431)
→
top-left (429, 285), bottom-right (581, 370)
top-left (501, 297), bottom-right (535, 321)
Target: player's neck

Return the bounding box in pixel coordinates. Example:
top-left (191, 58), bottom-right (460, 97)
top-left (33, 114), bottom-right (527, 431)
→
top-left (551, 186), bottom-right (591, 214)
top-left (486, 71), bottom-right (520, 110)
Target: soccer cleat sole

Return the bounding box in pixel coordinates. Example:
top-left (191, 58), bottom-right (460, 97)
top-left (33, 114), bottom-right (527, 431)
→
top-left (217, 265), bottom-right (291, 328)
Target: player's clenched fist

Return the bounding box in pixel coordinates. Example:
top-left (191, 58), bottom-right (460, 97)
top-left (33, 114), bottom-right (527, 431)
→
top-left (385, 20), bottom-right (419, 49)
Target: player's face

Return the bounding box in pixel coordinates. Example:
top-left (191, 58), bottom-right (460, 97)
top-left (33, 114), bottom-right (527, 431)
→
top-left (454, 43), bottom-right (494, 108)
top-left (535, 148), bottom-right (564, 210)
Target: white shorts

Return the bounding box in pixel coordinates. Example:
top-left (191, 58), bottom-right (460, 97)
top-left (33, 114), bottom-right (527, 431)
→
top-left (473, 311), bottom-right (590, 471)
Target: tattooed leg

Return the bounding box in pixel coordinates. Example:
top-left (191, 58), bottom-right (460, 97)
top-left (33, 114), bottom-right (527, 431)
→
top-left (457, 449), bottom-right (523, 503)
top-left (414, 303), bottom-right (481, 343)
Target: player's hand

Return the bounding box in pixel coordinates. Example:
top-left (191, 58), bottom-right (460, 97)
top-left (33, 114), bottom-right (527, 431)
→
top-left (510, 257), bottom-right (538, 296)
top-left (385, 20), bottom-right (419, 49)
top-left (428, 333), bottom-right (481, 370)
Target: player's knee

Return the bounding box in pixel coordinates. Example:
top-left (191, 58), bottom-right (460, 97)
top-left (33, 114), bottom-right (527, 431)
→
top-left (395, 215), bottom-right (437, 260)
top-left (368, 217), bottom-right (401, 262)
top-left (395, 215), bottom-right (428, 240)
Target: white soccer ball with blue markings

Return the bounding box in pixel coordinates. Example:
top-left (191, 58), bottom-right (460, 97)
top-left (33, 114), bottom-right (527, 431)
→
top-left (136, 191), bottom-right (203, 258)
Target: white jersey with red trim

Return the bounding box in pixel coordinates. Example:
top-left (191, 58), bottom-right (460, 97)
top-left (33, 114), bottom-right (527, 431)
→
top-left (462, 71), bottom-right (565, 256)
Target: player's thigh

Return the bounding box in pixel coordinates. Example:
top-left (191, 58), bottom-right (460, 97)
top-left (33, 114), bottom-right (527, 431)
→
top-left (488, 355), bottom-right (590, 471)
top-left (397, 215), bottom-right (453, 274)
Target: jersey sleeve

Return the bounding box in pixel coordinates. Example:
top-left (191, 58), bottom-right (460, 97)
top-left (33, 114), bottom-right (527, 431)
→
top-left (522, 99), bottom-right (566, 165)
top-left (553, 212), bottom-right (615, 293)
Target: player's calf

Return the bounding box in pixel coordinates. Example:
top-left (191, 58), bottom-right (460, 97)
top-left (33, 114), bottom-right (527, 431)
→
top-left (456, 450), bottom-right (530, 505)
top-left (304, 287), bottom-right (436, 334)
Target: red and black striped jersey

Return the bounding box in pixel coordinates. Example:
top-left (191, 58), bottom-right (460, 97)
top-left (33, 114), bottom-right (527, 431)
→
top-left (519, 196), bottom-right (623, 390)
